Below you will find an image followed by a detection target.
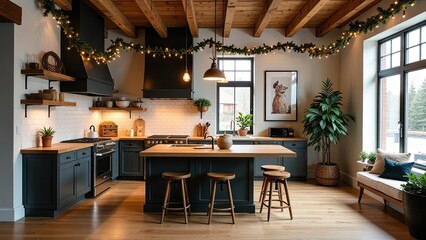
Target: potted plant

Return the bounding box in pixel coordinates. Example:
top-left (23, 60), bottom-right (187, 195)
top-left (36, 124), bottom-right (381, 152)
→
top-left (236, 112), bottom-right (253, 136)
top-left (401, 173), bottom-right (426, 239)
top-left (39, 126), bottom-right (55, 147)
top-left (302, 78), bottom-right (354, 186)
top-left (193, 98), bottom-right (212, 118)
top-left (359, 151), bottom-right (368, 162)
top-left (367, 151), bottom-right (376, 164)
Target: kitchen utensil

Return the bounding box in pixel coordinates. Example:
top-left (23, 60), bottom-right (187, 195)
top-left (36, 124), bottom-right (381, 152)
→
top-left (134, 118), bottom-right (145, 136)
top-left (99, 121), bottom-right (118, 137)
top-left (88, 125), bottom-right (99, 138)
top-left (115, 100), bottom-right (130, 108)
top-left (106, 100), bottom-right (113, 108)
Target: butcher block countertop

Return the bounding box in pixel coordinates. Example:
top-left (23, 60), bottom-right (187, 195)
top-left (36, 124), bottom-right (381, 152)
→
top-left (20, 143), bottom-right (93, 154)
top-left (140, 144), bottom-right (296, 158)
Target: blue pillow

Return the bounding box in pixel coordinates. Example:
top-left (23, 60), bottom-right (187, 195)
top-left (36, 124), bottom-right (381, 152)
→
top-left (379, 158), bottom-right (414, 181)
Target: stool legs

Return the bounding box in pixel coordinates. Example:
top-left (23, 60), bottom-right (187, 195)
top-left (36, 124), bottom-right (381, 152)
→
top-left (181, 179), bottom-right (188, 224)
top-left (160, 180), bottom-right (171, 224)
top-left (160, 178), bottom-right (191, 224)
top-left (282, 179), bottom-right (293, 219)
top-left (260, 177), bottom-right (292, 221)
top-left (208, 179), bottom-right (235, 224)
top-left (207, 180), bottom-right (217, 224)
top-left (226, 180), bottom-right (236, 224)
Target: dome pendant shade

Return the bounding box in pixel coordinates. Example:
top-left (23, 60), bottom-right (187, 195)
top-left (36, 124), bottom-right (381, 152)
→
top-left (203, 60), bottom-right (226, 81)
top-left (183, 69), bottom-right (191, 82)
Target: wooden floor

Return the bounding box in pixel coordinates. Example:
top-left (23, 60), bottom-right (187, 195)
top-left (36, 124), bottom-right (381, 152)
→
top-left (0, 180), bottom-right (413, 240)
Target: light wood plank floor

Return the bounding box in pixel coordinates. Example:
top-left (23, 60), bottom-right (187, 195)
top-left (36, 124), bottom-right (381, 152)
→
top-left (0, 180), bottom-right (412, 240)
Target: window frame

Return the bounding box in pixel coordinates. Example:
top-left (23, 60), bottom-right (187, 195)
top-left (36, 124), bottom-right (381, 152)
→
top-left (216, 57), bottom-right (254, 135)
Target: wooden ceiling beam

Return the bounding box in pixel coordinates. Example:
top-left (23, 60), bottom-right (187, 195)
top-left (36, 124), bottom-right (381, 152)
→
top-left (316, 0), bottom-right (377, 37)
top-left (135, 0), bottom-right (167, 38)
top-left (88, 0), bottom-right (136, 38)
top-left (223, 0), bottom-right (238, 38)
top-left (0, 0), bottom-right (21, 25)
top-left (182, 0), bottom-right (198, 37)
top-left (54, 0), bottom-right (72, 11)
top-left (285, 0), bottom-right (330, 37)
top-left (253, 0), bottom-right (281, 37)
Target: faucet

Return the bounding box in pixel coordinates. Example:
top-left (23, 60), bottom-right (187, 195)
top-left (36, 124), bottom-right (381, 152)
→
top-left (230, 120), bottom-right (236, 136)
top-left (204, 131), bottom-right (215, 150)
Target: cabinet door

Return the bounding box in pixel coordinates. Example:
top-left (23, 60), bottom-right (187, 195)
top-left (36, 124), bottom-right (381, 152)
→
top-left (59, 161), bottom-right (76, 208)
top-left (75, 156), bottom-right (91, 197)
top-left (112, 141), bottom-right (119, 179)
top-left (253, 141), bottom-right (281, 177)
top-left (120, 148), bottom-right (144, 177)
top-left (282, 141), bottom-right (307, 180)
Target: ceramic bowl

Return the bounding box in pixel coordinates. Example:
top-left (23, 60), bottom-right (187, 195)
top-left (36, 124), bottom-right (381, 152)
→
top-left (115, 100), bottom-right (130, 108)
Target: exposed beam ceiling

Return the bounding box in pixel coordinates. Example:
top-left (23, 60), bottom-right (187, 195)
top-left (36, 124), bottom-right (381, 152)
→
top-left (54, 0), bottom-right (72, 11)
top-left (88, 0), bottom-right (136, 38)
top-left (316, 0), bottom-right (378, 37)
top-left (182, 0), bottom-right (198, 37)
top-left (223, 0), bottom-right (237, 37)
top-left (134, 0), bottom-right (167, 38)
top-left (253, 0), bottom-right (281, 37)
top-left (0, 0), bottom-right (21, 25)
top-left (285, 0), bottom-right (330, 37)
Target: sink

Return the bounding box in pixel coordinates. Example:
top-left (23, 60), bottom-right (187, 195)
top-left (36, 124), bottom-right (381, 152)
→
top-left (169, 144), bottom-right (205, 147)
top-left (230, 135), bottom-right (254, 139)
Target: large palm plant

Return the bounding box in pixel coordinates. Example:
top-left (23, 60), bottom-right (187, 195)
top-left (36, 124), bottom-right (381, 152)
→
top-left (302, 78), bottom-right (354, 165)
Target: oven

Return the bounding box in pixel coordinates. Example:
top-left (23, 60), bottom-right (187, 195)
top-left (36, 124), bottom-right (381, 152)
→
top-left (144, 135), bottom-right (189, 148)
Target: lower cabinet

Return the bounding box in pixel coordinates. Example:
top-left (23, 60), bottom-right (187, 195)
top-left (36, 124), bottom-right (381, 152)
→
top-left (23, 147), bottom-right (92, 217)
top-left (119, 140), bottom-right (144, 179)
top-left (282, 141), bottom-right (307, 180)
top-left (112, 140), bottom-right (119, 180)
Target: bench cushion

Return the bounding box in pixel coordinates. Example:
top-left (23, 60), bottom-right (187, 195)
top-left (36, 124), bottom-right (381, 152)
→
top-left (356, 171), bottom-right (405, 201)
top-left (370, 149), bottom-right (411, 174)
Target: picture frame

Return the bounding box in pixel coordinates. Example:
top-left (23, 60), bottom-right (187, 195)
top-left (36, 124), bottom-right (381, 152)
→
top-left (264, 71), bottom-right (298, 121)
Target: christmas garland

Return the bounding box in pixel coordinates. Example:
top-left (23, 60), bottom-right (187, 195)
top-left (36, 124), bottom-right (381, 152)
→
top-left (39, 0), bottom-right (417, 63)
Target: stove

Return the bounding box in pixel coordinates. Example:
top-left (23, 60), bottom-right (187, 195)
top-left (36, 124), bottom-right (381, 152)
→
top-left (61, 137), bottom-right (112, 143)
top-left (144, 135), bottom-right (189, 148)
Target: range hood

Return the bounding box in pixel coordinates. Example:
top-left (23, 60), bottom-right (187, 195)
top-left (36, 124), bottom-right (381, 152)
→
top-left (60, 0), bottom-right (114, 96)
top-left (143, 28), bottom-right (194, 99)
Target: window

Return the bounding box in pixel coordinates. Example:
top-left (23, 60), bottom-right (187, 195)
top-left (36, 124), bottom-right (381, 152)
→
top-left (378, 21), bottom-right (426, 169)
top-left (217, 58), bottom-right (254, 134)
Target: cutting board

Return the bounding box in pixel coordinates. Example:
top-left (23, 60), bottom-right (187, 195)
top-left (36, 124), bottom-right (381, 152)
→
top-left (134, 118), bottom-right (145, 136)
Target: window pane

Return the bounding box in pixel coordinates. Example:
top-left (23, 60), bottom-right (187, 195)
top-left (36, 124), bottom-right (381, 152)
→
top-left (407, 46), bottom-right (420, 64)
top-left (380, 55), bottom-right (391, 70)
top-left (235, 60), bottom-right (251, 71)
top-left (422, 26), bottom-right (426, 43)
top-left (235, 87), bottom-right (251, 129)
top-left (221, 60), bottom-right (234, 71)
top-left (224, 71), bottom-right (235, 81)
top-left (379, 75), bottom-right (400, 152)
top-left (235, 72), bottom-right (251, 82)
top-left (422, 44), bottom-right (426, 60)
top-left (380, 41), bottom-right (391, 56)
top-left (407, 29), bottom-right (420, 48)
top-left (218, 87), bottom-right (235, 131)
top-left (407, 69), bottom-right (426, 168)
top-left (391, 52), bottom-right (400, 68)
top-left (392, 37), bottom-right (401, 53)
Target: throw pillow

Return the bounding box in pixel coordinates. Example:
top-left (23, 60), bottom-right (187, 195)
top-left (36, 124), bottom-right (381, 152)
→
top-left (379, 158), bottom-right (414, 181)
top-left (370, 148), bottom-right (411, 174)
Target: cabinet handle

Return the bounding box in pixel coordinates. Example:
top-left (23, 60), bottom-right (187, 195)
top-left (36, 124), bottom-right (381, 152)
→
top-left (66, 156), bottom-right (71, 159)
top-left (82, 152), bottom-right (86, 155)
top-left (75, 163), bottom-right (80, 166)
top-left (292, 144), bottom-right (296, 146)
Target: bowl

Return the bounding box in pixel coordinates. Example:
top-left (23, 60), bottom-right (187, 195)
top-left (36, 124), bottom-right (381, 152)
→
top-left (115, 100), bottom-right (130, 108)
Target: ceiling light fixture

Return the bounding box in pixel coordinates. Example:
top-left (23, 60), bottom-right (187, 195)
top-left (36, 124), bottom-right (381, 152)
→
top-left (216, 0), bottom-right (228, 84)
top-left (183, 0), bottom-right (191, 82)
top-left (203, 0), bottom-right (226, 81)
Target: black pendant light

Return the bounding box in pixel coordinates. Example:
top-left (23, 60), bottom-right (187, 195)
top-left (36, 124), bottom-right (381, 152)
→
top-left (203, 0), bottom-right (226, 81)
top-left (183, 0), bottom-right (190, 82)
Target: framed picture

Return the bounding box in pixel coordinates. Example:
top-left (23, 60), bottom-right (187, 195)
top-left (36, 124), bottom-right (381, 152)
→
top-left (264, 71), bottom-right (298, 121)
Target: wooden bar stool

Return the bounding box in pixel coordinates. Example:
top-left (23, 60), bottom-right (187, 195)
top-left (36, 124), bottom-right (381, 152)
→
top-left (207, 172), bottom-right (236, 224)
top-left (160, 172), bottom-right (191, 224)
top-left (259, 170), bottom-right (293, 221)
top-left (258, 165), bottom-right (285, 202)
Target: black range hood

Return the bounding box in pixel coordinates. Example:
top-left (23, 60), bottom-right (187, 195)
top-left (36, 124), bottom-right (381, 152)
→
top-left (60, 0), bottom-right (114, 97)
top-left (143, 28), bottom-right (194, 99)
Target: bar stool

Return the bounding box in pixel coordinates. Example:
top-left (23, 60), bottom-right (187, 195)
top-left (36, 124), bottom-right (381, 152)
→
top-left (207, 172), bottom-right (236, 224)
top-left (160, 172), bottom-right (191, 224)
top-left (258, 165), bottom-right (285, 202)
top-left (260, 170), bottom-right (293, 221)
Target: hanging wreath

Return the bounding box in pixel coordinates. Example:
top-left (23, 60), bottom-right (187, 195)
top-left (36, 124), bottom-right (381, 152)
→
top-left (42, 51), bottom-right (65, 73)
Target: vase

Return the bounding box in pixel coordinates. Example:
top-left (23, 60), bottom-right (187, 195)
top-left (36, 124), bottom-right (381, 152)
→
top-left (403, 190), bottom-right (426, 239)
top-left (41, 136), bottom-right (53, 147)
top-left (217, 134), bottom-right (233, 149)
top-left (315, 163), bottom-right (340, 186)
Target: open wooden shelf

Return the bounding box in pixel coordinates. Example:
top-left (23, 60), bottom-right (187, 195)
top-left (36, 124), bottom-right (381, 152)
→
top-left (21, 69), bottom-right (75, 89)
top-left (89, 107), bottom-right (147, 118)
top-left (21, 99), bottom-right (76, 118)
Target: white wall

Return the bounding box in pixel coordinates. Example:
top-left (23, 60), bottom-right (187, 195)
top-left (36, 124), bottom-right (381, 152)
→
top-left (339, 0), bottom-right (426, 186)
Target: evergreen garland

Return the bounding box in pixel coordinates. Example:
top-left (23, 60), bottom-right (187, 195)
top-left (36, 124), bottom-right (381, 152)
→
top-left (39, 0), bottom-right (417, 63)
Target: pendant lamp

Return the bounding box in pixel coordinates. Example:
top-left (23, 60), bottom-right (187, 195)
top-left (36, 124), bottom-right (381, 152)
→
top-left (203, 0), bottom-right (226, 81)
top-left (183, 0), bottom-right (191, 82)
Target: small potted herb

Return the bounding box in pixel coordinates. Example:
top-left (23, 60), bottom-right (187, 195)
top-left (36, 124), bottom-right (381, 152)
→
top-left (236, 112), bottom-right (253, 136)
top-left (367, 151), bottom-right (376, 164)
top-left (39, 126), bottom-right (55, 147)
top-left (359, 151), bottom-right (368, 162)
top-left (401, 173), bottom-right (426, 239)
top-left (193, 98), bottom-right (212, 118)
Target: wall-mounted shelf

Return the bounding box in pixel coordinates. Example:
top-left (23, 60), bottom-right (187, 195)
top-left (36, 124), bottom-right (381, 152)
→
top-left (21, 99), bottom-right (76, 118)
top-left (21, 69), bottom-right (75, 89)
top-left (89, 107), bottom-right (147, 118)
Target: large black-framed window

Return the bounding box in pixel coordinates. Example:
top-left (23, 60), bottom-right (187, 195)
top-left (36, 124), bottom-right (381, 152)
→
top-left (378, 20), bottom-right (426, 170)
top-left (216, 57), bottom-right (254, 134)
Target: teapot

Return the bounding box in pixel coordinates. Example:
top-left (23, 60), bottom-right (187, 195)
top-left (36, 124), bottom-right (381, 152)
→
top-left (88, 125), bottom-right (99, 138)
top-left (216, 133), bottom-right (233, 149)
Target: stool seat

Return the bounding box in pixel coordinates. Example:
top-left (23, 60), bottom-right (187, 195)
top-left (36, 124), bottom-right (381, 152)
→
top-left (162, 172), bottom-right (191, 180)
top-left (207, 172), bottom-right (235, 181)
top-left (263, 170), bottom-right (291, 179)
top-left (261, 165), bottom-right (285, 171)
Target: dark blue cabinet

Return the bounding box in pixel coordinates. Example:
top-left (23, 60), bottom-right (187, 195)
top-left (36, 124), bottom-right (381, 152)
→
top-left (282, 141), bottom-right (307, 180)
top-left (119, 140), bottom-right (144, 179)
top-left (112, 140), bottom-right (119, 180)
top-left (253, 141), bottom-right (281, 177)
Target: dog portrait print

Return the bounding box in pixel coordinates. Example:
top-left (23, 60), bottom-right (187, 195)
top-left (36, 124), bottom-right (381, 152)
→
top-left (271, 81), bottom-right (290, 114)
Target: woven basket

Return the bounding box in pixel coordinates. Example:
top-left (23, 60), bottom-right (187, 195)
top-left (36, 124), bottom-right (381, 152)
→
top-left (315, 163), bottom-right (340, 186)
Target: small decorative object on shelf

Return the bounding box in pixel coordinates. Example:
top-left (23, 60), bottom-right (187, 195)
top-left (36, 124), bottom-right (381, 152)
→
top-left (26, 53), bottom-right (39, 70)
top-left (41, 51), bottom-right (64, 73)
top-left (193, 98), bottom-right (211, 119)
top-left (367, 151), bottom-right (376, 164)
top-left (359, 151), bottom-right (368, 162)
top-left (39, 126), bottom-right (55, 147)
top-left (236, 112), bottom-right (253, 136)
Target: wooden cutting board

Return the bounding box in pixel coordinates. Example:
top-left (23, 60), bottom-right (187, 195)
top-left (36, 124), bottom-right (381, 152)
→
top-left (134, 118), bottom-right (145, 136)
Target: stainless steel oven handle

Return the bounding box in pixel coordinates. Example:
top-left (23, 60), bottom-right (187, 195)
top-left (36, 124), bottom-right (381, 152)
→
top-left (96, 150), bottom-right (115, 157)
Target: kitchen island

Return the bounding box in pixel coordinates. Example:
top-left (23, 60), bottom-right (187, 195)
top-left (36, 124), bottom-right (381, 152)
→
top-left (140, 144), bottom-right (296, 213)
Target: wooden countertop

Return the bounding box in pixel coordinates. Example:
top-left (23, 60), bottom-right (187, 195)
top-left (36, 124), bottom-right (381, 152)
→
top-left (188, 136), bottom-right (306, 141)
top-left (140, 144), bottom-right (296, 158)
top-left (20, 143), bottom-right (93, 154)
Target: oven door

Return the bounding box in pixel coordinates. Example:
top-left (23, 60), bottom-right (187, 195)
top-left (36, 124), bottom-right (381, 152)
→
top-left (95, 149), bottom-right (114, 186)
